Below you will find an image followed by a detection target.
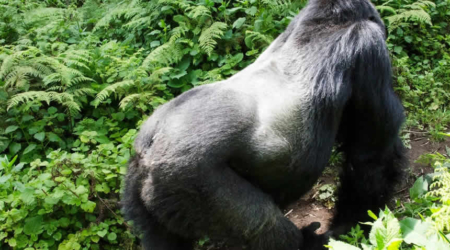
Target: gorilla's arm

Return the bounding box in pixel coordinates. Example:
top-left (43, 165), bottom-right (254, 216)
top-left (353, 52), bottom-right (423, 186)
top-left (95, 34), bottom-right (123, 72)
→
top-left (331, 21), bottom-right (407, 235)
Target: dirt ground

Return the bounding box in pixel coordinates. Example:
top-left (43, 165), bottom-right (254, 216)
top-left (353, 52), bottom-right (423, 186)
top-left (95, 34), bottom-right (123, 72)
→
top-left (198, 134), bottom-right (449, 250)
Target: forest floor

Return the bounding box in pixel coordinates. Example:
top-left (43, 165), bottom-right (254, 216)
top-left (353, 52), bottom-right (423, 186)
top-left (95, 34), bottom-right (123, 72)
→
top-left (198, 133), bottom-right (450, 250)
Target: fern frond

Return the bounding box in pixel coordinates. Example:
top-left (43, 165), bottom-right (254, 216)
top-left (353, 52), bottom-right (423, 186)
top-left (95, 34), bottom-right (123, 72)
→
top-left (94, 5), bottom-right (129, 31)
top-left (158, 0), bottom-right (191, 10)
top-left (95, 80), bottom-right (135, 102)
top-left (71, 87), bottom-right (97, 97)
top-left (43, 73), bottom-right (62, 86)
top-left (428, 165), bottom-right (450, 232)
top-left (170, 26), bottom-right (189, 42)
top-left (246, 30), bottom-right (273, 47)
top-left (187, 5), bottom-right (211, 19)
top-left (261, 0), bottom-right (293, 15)
top-left (142, 41), bottom-right (183, 67)
top-left (4, 66), bottom-right (44, 88)
top-left (24, 8), bottom-right (66, 24)
top-left (124, 16), bottom-right (153, 30)
top-left (63, 100), bottom-right (82, 115)
top-left (0, 54), bottom-right (19, 79)
top-left (376, 6), bottom-right (397, 14)
top-left (380, 0), bottom-right (434, 31)
top-left (119, 93), bottom-right (142, 110)
top-left (69, 76), bottom-right (94, 88)
top-left (47, 86), bottom-right (64, 92)
top-left (7, 91), bottom-right (51, 109)
top-left (413, 0), bottom-right (436, 9)
top-left (149, 67), bottom-right (172, 83)
top-left (51, 42), bottom-right (68, 53)
top-left (386, 9), bottom-right (432, 31)
top-left (199, 22), bottom-right (227, 55)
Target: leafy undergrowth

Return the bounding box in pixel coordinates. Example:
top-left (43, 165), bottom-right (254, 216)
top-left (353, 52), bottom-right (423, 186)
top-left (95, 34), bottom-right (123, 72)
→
top-left (328, 144), bottom-right (450, 250)
top-left (0, 126), bottom-right (139, 249)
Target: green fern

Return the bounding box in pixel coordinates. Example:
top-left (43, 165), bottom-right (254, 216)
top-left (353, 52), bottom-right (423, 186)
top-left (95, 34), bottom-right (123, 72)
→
top-left (378, 0), bottom-right (435, 32)
top-left (95, 80), bottom-right (135, 103)
top-left (376, 5), bottom-right (397, 15)
top-left (428, 163), bottom-right (450, 232)
top-left (1, 46), bottom-right (95, 115)
top-left (187, 5), bottom-right (211, 19)
top-left (142, 41), bottom-right (184, 67)
top-left (199, 22), bottom-right (227, 56)
top-left (245, 30), bottom-right (274, 48)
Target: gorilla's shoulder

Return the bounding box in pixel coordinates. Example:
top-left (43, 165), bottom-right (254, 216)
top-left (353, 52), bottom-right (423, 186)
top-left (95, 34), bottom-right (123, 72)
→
top-left (165, 83), bottom-right (257, 118)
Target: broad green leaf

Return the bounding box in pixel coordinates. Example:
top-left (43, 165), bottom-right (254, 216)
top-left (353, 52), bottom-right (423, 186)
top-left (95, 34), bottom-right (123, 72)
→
top-left (368, 210), bottom-right (378, 220)
top-left (0, 232), bottom-right (7, 241)
top-left (53, 232), bottom-right (62, 241)
top-left (48, 107), bottom-right (57, 114)
top-left (9, 142), bottom-right (21, 155)
top-left (369, 209), bottom-right (402, 249)
top-left (0, 139), bottom-right (10, 153)
top-left (34, 132), bottom-right (45, 142)
top-left (8, 238), bottom-right (17, 247)
top-left (5, 125), bottom-right (19, 134)
top-left (107, 232), bottom-right (117, 241)
top-left (21, 187), bottom-right (36, 205)
top-left (96, 135), bottom-right (110, 144)
top-left (59, 217), bottom-right (70, 227)
top-left (112, 112), bottom-right (125, 121)
top-left (97, 229), bottom-right (108, 237)
top-left (81, 201), bottom-right (96, 213)
top-left (0, 174), bottom-right (11, 184)
top-left (23, 144), bottom-right (37, 155)
top-left (404, 36), bottom-right (413, 43)
top-left (386, 238), bottom-right (403, 250)
top-left (47, 132), bottom-right (61, 142)
top-left (245, 6), bottom-right (257, 15)
top-left (170, 71), bottom-right (187, 79)
top-left (150, 41), bottom-right (160, 48)
top-left (75, 185), bottom-right (88, 195)
top-left (425, 232), bottom-right (450, 250)
top-left (23, 216), bottom-right (44, 235)
top-left (21, 115), bottom-right (34, 122)
top-left (325, 239), bottom-right (360, 250)
top-left (361, 243), bottom-right (374, 250)
top-left (28, 127), bottom-right (40, 135)
top-left (400, 218), bottom-right (431, 246)
top-left (44, 196), bottom-right (60, 205)
top-left (233, 17), bottom-right (246, 29)
top-left (410, 177), bottom-right (427, 200)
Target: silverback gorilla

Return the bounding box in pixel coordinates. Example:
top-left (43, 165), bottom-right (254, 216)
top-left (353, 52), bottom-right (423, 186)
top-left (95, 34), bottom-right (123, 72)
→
top-left (122, 0), bottom-right (407, 249)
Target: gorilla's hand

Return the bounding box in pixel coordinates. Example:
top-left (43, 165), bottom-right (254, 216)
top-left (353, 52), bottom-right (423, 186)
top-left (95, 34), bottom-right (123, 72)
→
top-left (301, 222), bottom-right (332, 250)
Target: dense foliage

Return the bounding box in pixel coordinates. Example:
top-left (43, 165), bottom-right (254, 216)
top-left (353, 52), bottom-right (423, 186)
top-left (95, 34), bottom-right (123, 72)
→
top-left (329, 148), bottom-right (450, 250)
top-left (0, 0), bottom-right (449, 249)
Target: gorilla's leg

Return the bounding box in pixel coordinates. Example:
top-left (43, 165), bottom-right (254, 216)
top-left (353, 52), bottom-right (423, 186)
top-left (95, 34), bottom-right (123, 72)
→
top-left (122, 156), bottom-right (193, 250)
top-left (143, 161), bottom-right (321, 250)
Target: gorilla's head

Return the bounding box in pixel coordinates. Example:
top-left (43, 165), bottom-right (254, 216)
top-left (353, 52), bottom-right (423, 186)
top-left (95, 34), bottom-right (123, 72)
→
top-left (307, 0), bottom-right (384, 25)
top-left (279, 0), bottom-right (387, 46)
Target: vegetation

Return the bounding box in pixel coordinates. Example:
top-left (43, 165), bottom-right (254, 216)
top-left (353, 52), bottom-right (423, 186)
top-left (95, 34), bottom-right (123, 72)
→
top-left (0, 0), bottom-right (449, 249)
top-left (329, 147), bottom-right (450, 250)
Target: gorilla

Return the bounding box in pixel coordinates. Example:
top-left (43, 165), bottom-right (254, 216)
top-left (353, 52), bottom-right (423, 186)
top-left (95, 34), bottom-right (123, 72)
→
top-left (122, 0), bottom-right (407, 249)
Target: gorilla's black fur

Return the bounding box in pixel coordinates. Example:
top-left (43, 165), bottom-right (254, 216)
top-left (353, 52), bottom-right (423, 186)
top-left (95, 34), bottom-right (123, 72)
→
top-left (122, 0), bottom-right (407, 249)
